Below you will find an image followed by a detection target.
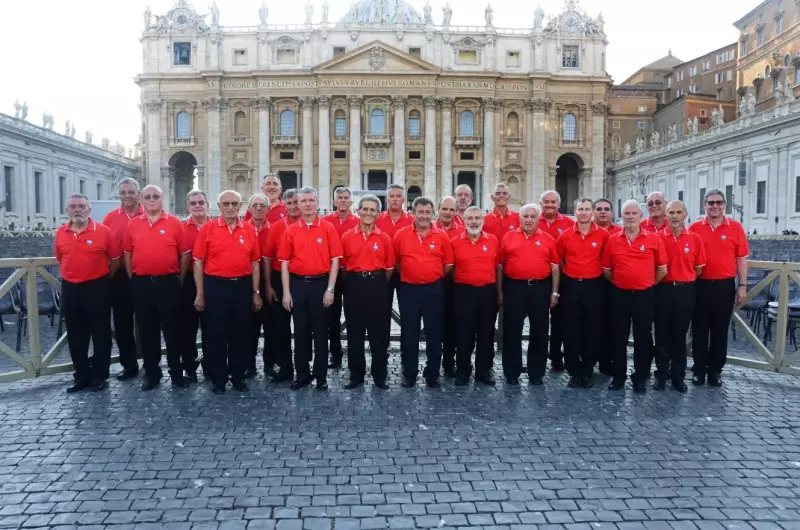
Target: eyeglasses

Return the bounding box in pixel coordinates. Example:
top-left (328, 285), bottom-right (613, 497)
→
top-left (119, 191), bottom-right (138, 196)
top-left (706, 200), bottom-right (725, 206)
top-left (595, 207), bottom-right (611, 212)
top-left (142, 194), bottom-right (161, 200)
top-left (221, 201), bottom-right (240, 208)
top-left (189, 200), bottom-right (206, 206)
top-left (250, 204), bottom-right (267, 209)
top-left (647, 200), bottom-right (664, 207)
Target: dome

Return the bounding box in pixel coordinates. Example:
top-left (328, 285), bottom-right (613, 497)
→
top-left (337, 0), bottom-right (425, 28)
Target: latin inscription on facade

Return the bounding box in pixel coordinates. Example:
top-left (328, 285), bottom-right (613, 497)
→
top-left (208, 80), bottom-right (532, 91)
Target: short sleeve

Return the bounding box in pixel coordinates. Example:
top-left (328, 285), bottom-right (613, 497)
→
top-left (327, 224), bottom-right (344, 259)
top-left (263, 227), bottom-right (278, 259)
top-left (601, 239), bottom-right (613, 269)
top-left (193, 223), bottom-right (209, 260)
top-left (441, 233), bottom-right (454, 265)
top-left (176, 220), bottom-right (190, 254)
top-left (107, 227), bottom-right (121, 259)
top-left (54, 231), bottom-right (62, 263)
top-left (384, 233), bottom-right (396, 269)
top-left (499, 237), bottom-right (508, 266)
top-left (695, 234), bottom-right (707, 267)
top-left (549, 240), bottom-right (560, 265)
top-left (123, 222), bottom-right (134, 253)
top-left (277, 226), bottom-right (294, 262)
top-left (654, 237), bottom-right (668, 267)
top-left (736, 224), bottom-right (750, 258)
top-left (555, 235), bottom-right (566, 262)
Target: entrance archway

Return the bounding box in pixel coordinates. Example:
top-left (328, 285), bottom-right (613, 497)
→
top-left (555, 153), bottom-right (583, 214)
top-left (456, 171), bottom-right (477, 206)
top-left (407, 185), bottom-right (422, 209)
top-left (168, 151), bottom-right (198, 215)
top-left (278, 171), bottom-right (298, 191)
top-left (367, 170), bottom-right (388, 210)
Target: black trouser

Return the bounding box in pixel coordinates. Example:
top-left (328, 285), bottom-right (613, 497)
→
top-left (655, 282), bottom-right (695, 382)
top-left (398, 280), bottom-right (444, 382)
top-left (597, 279), bottom-right (614, 374)
top-left (502, 277), bottom-right (551, 380)
top-left (178, 275), bottom-right (201, 373)
top-left (131, 274), bottom-right (182, 381)
top-left (549, 302), bottom-right (565, 365)
top-left (267, 272), bottom-right (293, 374)
top-left (441, 278), bottom-right (456, 373)
top-left (327, 271), bottom-right (345, 363)
top-left (62, 277), bottom-right (112, 384)
top-left (608, 285), bottom-right (656, 383)
top-left (344, 272), bottom-right (390, 382)
top-left (249, 277), bottom-right (271, 372)
top-left (561, 275), bottom-right (605, 379)
top-left (455, 283), bottom-right (497, 378)
top-left (110, 272), bottom-right (138, 371)
top-left (202, 275), bottom-right (252, 386)
top-left (692, 278), bottom-right (735, 377)
top-left (388, 274), bottom-right (400, 348)
top-left (290, 274), bottom-right (329, 382)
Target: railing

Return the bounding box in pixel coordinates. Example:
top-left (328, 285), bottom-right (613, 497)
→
top-left (271, 134), bottom-right (299, 145)
top-left (455, 135), bottom-right (482, 146)
top-left (232, 135), bottom-right (251, 143)
top-left (363, 133), bottom-right (391, 145)
top-left (170, 137), bottom-right (195, 147)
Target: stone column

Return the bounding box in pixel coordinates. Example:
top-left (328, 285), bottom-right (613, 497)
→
top-left (301, 96), bottom-right (315, 190)
top-left (530, 98), bottom-right (550, 200)
top-left (145, 99), bottom-right (163, 196)
top-left (203, 96), bottom-right (224, 215)
top-left (348, 96), bottom-right (362, 190)
top-left (392, 96), bottom-right (407, 190)
top-left (209, 33), bottom-right (222, 70)
top-left (524, 101), bottom-right (534, 203)
top-left (251, 96), bottom-right (272, 192)
top-left (440, 98), bottom-right (454, 197)
top-left (482, 98), bottom-right (497, 195)
top-left (423, 96), bottom-right (438, 199)
top-left (317, 96), bottom-right (332, 210)
top-left (589, 102), bottom-right (608, 200)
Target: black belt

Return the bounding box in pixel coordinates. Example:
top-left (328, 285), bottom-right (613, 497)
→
top-left (350, 270), bottom-right (384, 278)
top-left (698, 278), bottom-right (736, 283)
top-left (564, 275), bottom-right (602, 282)
top-left (291, 273), bottom-right (328, 283)
top-left (663, 280), bottom-right (694, 286)
top-left (206, 275), bottom-right (249, 282)
top-left (134, 274), bottom-right (177, 281)
top-left (509, 277), bottom-right (549, 285)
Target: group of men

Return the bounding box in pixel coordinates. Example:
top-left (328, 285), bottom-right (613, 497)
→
top-left (55, 172), bottom-right (748, 395)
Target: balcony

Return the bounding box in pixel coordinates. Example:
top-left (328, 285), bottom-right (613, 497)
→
top-left (170, 136), bottom-right (196, 147)
top-left (503, 136), bottom-right (523, 145)
top-left (272, 134), bottom-right (299, 146)
top-left (363, 134), bottom-right (391, 146)
top-left (332, 134), bottom-right (348, 144)
top-left (231, 134), bottom-right (251, 144)
top-left (455, 135), bottom-right (482, 147)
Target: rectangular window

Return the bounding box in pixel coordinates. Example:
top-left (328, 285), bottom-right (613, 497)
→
top-left (796, 67), bottom-right (800, 86)
top-left (716, 52), bottom-right (724, 64)
top-left (667, 77), bottom-right (672, 87)
top-left (678, 190), bottom-right (684, 202)
top-left (612, 121), bottom-right (620, 129)
top-left (717, 88), bottom-right (724, 100)
top-left (506, 51), bottom-right (520, 67)
top-left (637, 121), bottom-right (647, 130)
top-left (561, 45), bottom-right (579, 68)
top-left (333, 46), bottom-right (346, 57)
top-left (757, 180), bottom-right (766, 214)
top-left (689, 66), bottom-right (697, 77)
top-left (173, 42), bottom-right (191, 66)
top-left (59, 176), bottom-right (67, 212)
top-left (279, 151), bottom-right (294, 160)
top-left (408, 47), bottom-right (422, 58)
top-left (96, 182), bottom-right (103, 200)
top-left (408, 115), bottom-right (421, 137)
top-left (79, 180), bottom-right (85, 195)
top-left (277, 49), bottom-right (296, 63)
top-left (34, 171), bottom-right (43, 214)
top-left (727, 70), bottom-right (733, 81)
top-left (777, 16), bottom-right (783, 35)
top-left (676, 88), bottom-right (684, 97)
top-left (333, 150), bottom-right (346, 159)
top-left (700, 109), bottom-right (707, 117)
top-left (334, 116), bottom-right (346, 138)
top-left (757, 28), bottom-right (764, 46)
top-left (460, 152), bottom-right (475, 161)
top-left (408, 151), bottom-right (421, 160)
top-left (677, 71), bottom-right (684, 82)
top-left (741, 39), bottom-right (748, 56)
top-left (725, 185), bottom-right (733, 215)
top-left (233, 49), bottom-right (247, 66)
top-left (3, 166), bottom-right (13, 212)
top-left (796, 177), bottom-right (800, 213)
top-left (458, 50), bottom-right (478, 64)
top-left (699, 188), bottom-right (706, 213)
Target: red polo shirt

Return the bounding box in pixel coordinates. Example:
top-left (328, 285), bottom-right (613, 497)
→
top-left (556, 223), bottom-right (610, 279)
top-left (659, 228), bottom-right (707, 283)
top-left (247, 218), bottom-right (271, 260)
top-left (598, 222), bottom-right (622, 235)
top-left (55, 220), bottom-right (119, 283)
top-left (454, 215), bottom-right (465, 227)
top-left (499, 229), bottom-right (559, 281)
top-left (376, 210), bottom-right (414, 238)
top-left (601, 230), bottom-right (667, 290)
top-left (102, 205), bottom-right (144, 250)
top-left (394, 224), bottom-right (454, 284)
top-left (277, 217), bottom-right (343, 276)
top-left (689, 216), bottom-right (749, 280)
top-left (538, 213), bottom-right (576, 241)
top-left (323, 211), bottom-right (360, 239)
top-left (451, 232), bottom-right (499, 286)
top-left (124, 212), bottom-right (188, 276)
top-left (341, 225), bottom-right (395, 272)
top-left (194, 217), bottom-right (260, 278)
top-left (184, 216), bottom-right (211, 272)
top-left (435, 219), bottom-right (466, 239)
top-left (483, 208), bottom-right (520, 243)
top-left (641, 217), bottom-right (668, 233)
top-left (244, 201), bottom-right (288, 223)
top-left (263, 217), bottom-right (296, 271)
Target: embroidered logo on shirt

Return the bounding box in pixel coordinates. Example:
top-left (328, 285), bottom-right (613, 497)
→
top-left (639, 245), bottom-right (646, 252)
top-left (86, 240), bottom-right (93, 245)
top-left (591, 242), bottom-right (598, 248)
top-left (316, 237), bottom-right (323, 245)
top-left (280, 213), bottom-right (285, 218)
top-left (721, 235), bottom-right (727, 241)
top-left (557, 228), bottom-right (563, 233)
top-left (372, 242), bottom-right (379, 251)
top-left (159, 229), bottom-right (166, 235)
top-left (684, 246), bottom-right (690, 254)
top-left (482, 244), bottom-right (488, 252)
top-left (535, 240), bottom-right (541, 247)
top-left (509, 225), bottom-right (515, 230)
top-left (239, 235), bottom-right (244, 245)
top-left (429, 243), bottom-right (436, 250)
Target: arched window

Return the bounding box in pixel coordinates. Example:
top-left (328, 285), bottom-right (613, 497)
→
top-left (562, 113), bottom-right (577, 142)
top-left (459, 110), bottom-right (474, 136)
top-left (407, 185), bottom-right (422, 205)
top-left (408, 110), bottom-right (421, 138)
top-left (506, 112), bottom-right (520, 137)
top-left (176, 111), bottom-right (191, 138)
top-left (334, 110), bottom-right (346, 138)
top-left (234, 111), bottom-right (247, 137)
top-left (279, 109), bottom-right (295, 135)
top-left (765, 64), bottom-right (772, 77)
top-left (370, 109), bottom-right (385, 134)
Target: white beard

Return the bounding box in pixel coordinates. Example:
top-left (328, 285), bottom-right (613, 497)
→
top-left (467, 226), bottom-right (482, 237)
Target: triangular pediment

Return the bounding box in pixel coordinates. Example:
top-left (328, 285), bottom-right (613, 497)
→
top-left (313, 41), bottom-right (440, 74)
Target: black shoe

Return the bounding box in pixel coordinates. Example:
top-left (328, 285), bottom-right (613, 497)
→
top-left (374, 380), bottom-right (389, 389)
top-left (90, 380), bottom-right (107, 392)
top-left (67, 382), bottom-right (90, 394)
top-left (172, 376), bottom-right (189, 388)
top-left (272, 370), bottom-right (293, 382)
top-left (426, 379), bottom-right (440, 388)
top-left (654, 378), bottom-right (667, 391)
top-left (707, 374), bottom-right (722, 387)
top-left (290, 379), bottom-right (310, 390)
top-left (672, 380), bottom-right (688, 393)
top-left (232, 380), bottom-right (249, 392)
top-left (316, 380), bottom-right (329, 390)
top-left (263, 367), bottom-right (278, 379)
top-left (116, 369), bottom-right (139, 381)
top-left (344, 379), bottom-right (364, 389)
top-left (550, 360), bottom-right (565, 372)
top-left (506, 378), bottom-right (519, 385)
top-left (184, 371), bottom-right (198, 383)
top-left (633, 380), bottom-right (647, 394)
top-left (141, 379), bottom-right (160, 391)
top-left (401, 378), bottom-right (415, 388)
top-left (692, 374), bottom-right (706, 386)
top-left (608, 378), bottom-right (625, 390)
top-left (212, 383), bottom-right (226, 394)
top-left (443, 367), bottom-right (456, 378)
top-left (454, 375), bottom-right (469, 386)
top-left (581, 375), bottom-right (594, 389)
top-left (475, 374), bottom-right (495, 386)
top-left (568, 375), bottom-right (582, 388)
top-left (598, 366), bottom-right (614, 377)
top-left (328, 360), bottom-right (342, 369)
top-left (529, 376), bottom-right (544, 386)
top-left (244, 367), bottom-right (257, 379)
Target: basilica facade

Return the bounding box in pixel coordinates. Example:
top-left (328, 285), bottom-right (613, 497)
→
top-left (137, 0), bottom-right (610, 213)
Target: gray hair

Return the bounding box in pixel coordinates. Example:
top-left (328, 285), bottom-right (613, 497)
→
top-left (358, 194), bottom-right (382, 210)
top-left (387, 183), bottom-right (405, 194)
top-left (67, 193), bottom-right (90, 203)
top-left (646, 191), bottom-right (665, 201)
top-left (519, 203), bottom-right (541, 216)
top-left (141, 184), bottom-right (163, 195)
top-left (118, 178), bottom-right (140, 192)
top-left (704, 188), bottom-right (725, 201)
top-left (283, 188), bottom-right (298, 200)
top-left (492, 182), bottom-right (510, 195)
top-left (438, 195), bottom-right (456, 208)
top-left (248, 193), bottom-right (268, 204)
top-left (621, 199), bottom-right (642, 214)
top-left (455, 184), bottom-right (473, 197)
top-left (186, 189), bottom-right (207, 202)
top-left (574, 197), bottom-right (593, 209)
top-left (334, 186), bottom-right (352, 199)
top-left (540, 190), bottom-right (561, 203)
top-left (463, 205), bottom-right (483, 217)
top-left (297, 186), bottom-right (317, 198)
top-left (262, 173), bottom-right (280, 184)
top-left (218, 189), bottom-right (242, 202)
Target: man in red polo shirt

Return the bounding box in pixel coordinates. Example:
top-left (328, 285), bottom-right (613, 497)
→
top-left (538, 190), bottom-right (575, 373)
top-left (454, 184), bottom-right (473, 226)
top-left (436, 196), bottom-right (465, 378)
top-left (56, 194), bottom-right (120, 393)
top-left (451, 206), bottom-right (499, 386)
top-left (656, 200), bottom-right (707, 393)
top-left (556, 198), bottom-right (610, 389)
top-left (601, 199), bottom-right (668, 394)
top-left (340, 194), bottom-right (394, 389)
top-left (483, 183), bottom-right (520, 243)
top-left (244, 173), bottom-right (288, 222)
top-left (194, 190), bottom-right (262, 394)
top-left (592, 197), bottom-right (620, 376)
top-left (279, 186), bottom-right (343, 391)
top-left (263, 188), bottom-right (300, 382)
top-left (179, 190), bottom-right (210, 382)
top-left (689, 189), bottom-right (749, 387)
top-left (246, 193), bottom-right (272, 379)
top-left (641, 191), bottom-right (668, 233)
top-left (102, 177), bottom-right (143, 381)
top-left (394, 197), bottom-right (454, 388)
top-left (322, 187), bottom-right (360, 369)
top-left (499, 203), bottom-right (560, 386)
top-left (124, 185), bottom-right (190, 390)
top-left (594, 198), bottom-right (622, 235)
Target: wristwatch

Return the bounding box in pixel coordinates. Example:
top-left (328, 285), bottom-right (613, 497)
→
top-left (552, 292), bottom-right (560, 298)
top-left (326, 287), bottom-right (335, 293)
top-left (253, 289), bottom-right (260, 295)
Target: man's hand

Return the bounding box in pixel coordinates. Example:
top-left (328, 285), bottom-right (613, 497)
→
top-left (282, 292), bottom-right (293, 312)
top-left (323, 290), bottom-right (334, 308)
top-left (253, 293), bottom-right (263, 312)
top-left (736, 285), bottom-right (747, 305)
top-left (497, 292), bottom-right (504, 307)
top-left (549, 293), bottom-right (559, 309)
top-left (265, 286), bottom-right (277, 305)
top-left (194, 294), bottom-right (206, 312)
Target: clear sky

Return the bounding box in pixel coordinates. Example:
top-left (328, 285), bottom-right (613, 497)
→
top-left (0, 0), bottom-right (755, 150)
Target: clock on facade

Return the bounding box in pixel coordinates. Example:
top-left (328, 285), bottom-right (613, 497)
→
top-left (172, 8), bottom-right (191, 27)
top-left (561, 13), bottom-right (581, 34)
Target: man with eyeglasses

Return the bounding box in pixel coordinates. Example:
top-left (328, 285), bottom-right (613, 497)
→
top-left (245, 173), bottom-right (287, 223)
top-left (246, 194), bottom-right (272, 379)
top-left (689, 190), bottom-right (749, 387)
top-left (56, 194), bottom-right (120, 393)
top-left (594, 199), bottom-right (621, 234)
top-left (279, 187), bottom-right (343, 391)
top-left (483, 183), bottom-right (520, 243)
top-left (436, 196), bottom-right (465, 378)
top-left (179, 190), bottom-right (211, 382)
top-left (538, 190), bottom-right (575, 373)
top-left (124, 185), bottom-right (191, 390)
top-left (641, 192), bottom-right (668, 233)
top-left (454, 184), bottom-right (473, 225)
top-left (263, 189), bottom-right (301, 382)
top-left (323, 187), bottom-right (360, 369)
top-left (193, 190), bottom-right (263, 394)
top-left (102, 177), bottom-right (143, 381)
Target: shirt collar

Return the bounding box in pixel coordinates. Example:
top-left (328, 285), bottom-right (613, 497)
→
top-left (187, 215), bottom-right (210, 227)
top-left (517, 227), bottom-right (544, 238)
top-left (572, 222), bottom-right (599, 233)
top-left (139, 210), bottom-right (168, 222)
top-left (354, 224), bottom-right (382, 236)
top-left (542, 213), bottom-right (564, 225)
top-left (460, 230), bottom-right (488, 242)
top-left (118, 205), bottom-right (144, 218)
top-left (248, 218), bottom-right (269, 231)
top-left (619, 229), bottom-right (648, 239)
top-left (702, 215), bottom-right (730, 226)
top-left (492, 207), bottom-right (513, 218)
top-left (67, 219), bottom-right (97, 232)
top-left (414, 222), bottom-right (439, 237)
top-left (217, 216), bottom-right (245, 229)
top-left (300, 215), bottom-right (321, 228)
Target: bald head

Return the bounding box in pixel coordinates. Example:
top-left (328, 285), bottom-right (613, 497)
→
top-left (666, 199), bottom-right (688, 230)
top-left (646, 191), bottom-right (666, 219)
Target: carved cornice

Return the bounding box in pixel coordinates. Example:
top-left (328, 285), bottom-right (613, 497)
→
top-left (591, 102), bottom-right (609, 116)
top-left (144, 99), bottom-right (163, 112)
top-left (250, 96), bottom-right (272, 110)
top-left (423, 96), bottom-right (438, 109)
top-left (438, 97), bottom-right (454, 110)
top-left (482, 98), bottom-right (498, 111)
top-left (299, 96), bottom-right (317, 107)
top-left (391, 95), bottom-right (407, 109)
top-left (317, 95), bottom-right (331, 108)
top-left (348, 95), bottom-right (363, 108)
top-left (530, 98), bottom-right (552, 112)
top-left (202, 96), bottom-right (227, 110)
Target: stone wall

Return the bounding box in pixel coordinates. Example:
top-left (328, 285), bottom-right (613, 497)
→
top-left (748, 236), bottom-right (800, 261)
top-left (0, 232), bottom-right (56, 258)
